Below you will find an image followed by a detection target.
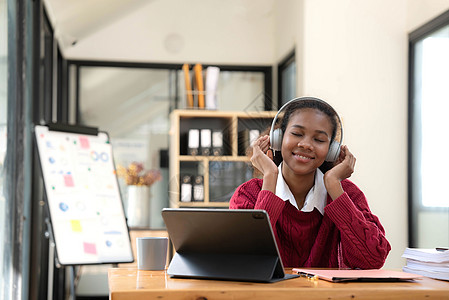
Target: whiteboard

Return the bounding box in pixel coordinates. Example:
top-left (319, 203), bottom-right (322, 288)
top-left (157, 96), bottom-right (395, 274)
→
top-left (35, 124), bottom-right (133, 265)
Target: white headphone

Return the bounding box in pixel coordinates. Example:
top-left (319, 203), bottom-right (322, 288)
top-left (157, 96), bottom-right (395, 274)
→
top-left (269, 96), bottom-right (343, 162)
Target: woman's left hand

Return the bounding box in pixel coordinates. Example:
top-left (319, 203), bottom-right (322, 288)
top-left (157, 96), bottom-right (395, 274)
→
top-left (323, 145), bottom-right (356, 199)
top-left (326, 145), bottom-right (356, 181)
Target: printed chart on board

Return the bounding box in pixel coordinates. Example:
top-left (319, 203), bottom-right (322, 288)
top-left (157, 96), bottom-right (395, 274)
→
top-left (35, 125), bottom-right (133, 265)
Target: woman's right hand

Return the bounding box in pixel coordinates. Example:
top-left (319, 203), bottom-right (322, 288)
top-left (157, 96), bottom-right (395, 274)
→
top-left (250, 135), bottom-right (278, 192)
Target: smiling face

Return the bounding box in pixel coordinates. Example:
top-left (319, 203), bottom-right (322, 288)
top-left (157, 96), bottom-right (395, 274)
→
top-left (281, 108), bottom-right (333, 177)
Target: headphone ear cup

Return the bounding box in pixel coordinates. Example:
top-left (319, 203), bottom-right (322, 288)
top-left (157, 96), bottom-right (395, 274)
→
top-left (325, 141), bottom-right (341, 162)
top-left (270, 128), bottom-right (283, 151)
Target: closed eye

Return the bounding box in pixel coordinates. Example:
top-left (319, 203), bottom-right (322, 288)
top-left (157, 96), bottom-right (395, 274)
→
top-left (291, 132), bottom-right (303, 137)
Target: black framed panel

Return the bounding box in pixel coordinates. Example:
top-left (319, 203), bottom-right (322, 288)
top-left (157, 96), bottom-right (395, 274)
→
top-left (409, 10), bottom-right (449, 42)
top-left (57, 48), bottom-right (69, 123)
top-left (29, 4), bottom-right (70, 300)
top-left (42, 12), bottom-right (53, 122)
top-left (67, 60), bottom-right (274, 121)
top-left (277, 50), bottom-right (296, 109)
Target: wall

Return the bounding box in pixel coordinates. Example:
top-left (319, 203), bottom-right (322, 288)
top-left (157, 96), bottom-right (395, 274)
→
top-left (274, 0), bottom-right (304, 97)
top-left (407, 0), bottom-right (449, 32)
top-left (299, 0), bottom-right (408, 269)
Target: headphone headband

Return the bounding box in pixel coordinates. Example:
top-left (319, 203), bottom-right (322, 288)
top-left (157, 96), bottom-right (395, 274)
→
top-left (269, 96), bottom-right (344, 162)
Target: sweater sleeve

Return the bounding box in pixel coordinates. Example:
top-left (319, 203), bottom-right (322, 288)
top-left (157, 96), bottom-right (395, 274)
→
top-left (229, 179), bottom-right (286, 230)
top-left (324, 180), bottom-right (391, 269)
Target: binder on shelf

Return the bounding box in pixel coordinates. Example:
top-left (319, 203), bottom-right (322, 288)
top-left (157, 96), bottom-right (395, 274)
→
top-left (193, 64), bottom-right (205, 108)
top-left (182, 64), bottom-right (194, 108)
top-left (188, 129), bottom-right (200, 155)
top-left (192, 175), bottom-right (204, 201)
top-left (212, 130), bottom-right (224, 156)
top-left (180, 175), bottom-right (193, 202)
top-left (238, 129), bottom-right (260, 155)
top-left (249, 129), bottom-right (260, 147)
top-left (205, 66), bottom-right (220, 110)
top-left (200, 129), bottom-right (212, 156)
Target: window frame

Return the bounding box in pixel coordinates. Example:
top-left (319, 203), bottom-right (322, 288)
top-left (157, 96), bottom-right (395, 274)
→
top-left (408, 9), bottom-right (449, 247)
top-left (277, 49), bottom-right (296, 109)
top-left (67, 60), bottom-right (274, 121)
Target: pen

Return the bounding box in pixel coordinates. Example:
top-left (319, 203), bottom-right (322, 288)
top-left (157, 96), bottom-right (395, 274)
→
top-left (436, 247), bottom-right (448, 252)
top-left (297, 272), bottom-right (318, 281)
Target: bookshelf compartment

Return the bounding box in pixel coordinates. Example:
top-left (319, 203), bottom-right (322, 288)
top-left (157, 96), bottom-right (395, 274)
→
top-left (208, 161), bottom-right (253, 202)
top-left (179, 116), bottom-right (232, 156)
top-left (169, 110), bottom-right (276, 208)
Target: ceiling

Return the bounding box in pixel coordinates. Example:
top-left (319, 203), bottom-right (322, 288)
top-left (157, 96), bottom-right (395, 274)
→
top-left (44, 0), bottom-right (154, 49)
top-left (43, 0), bottom-right (276, 56)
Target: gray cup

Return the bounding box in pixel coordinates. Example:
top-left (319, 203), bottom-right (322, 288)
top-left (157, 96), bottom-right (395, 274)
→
top-left (136, 237), bottom-right (168, 271)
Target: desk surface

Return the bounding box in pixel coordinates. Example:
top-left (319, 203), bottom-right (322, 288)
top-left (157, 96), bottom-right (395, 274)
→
top-left (108, 268), bottom-right (449, 300)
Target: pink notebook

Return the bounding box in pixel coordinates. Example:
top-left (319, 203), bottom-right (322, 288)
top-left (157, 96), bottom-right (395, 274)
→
top-left (292, 268), bottom-right (424, 282)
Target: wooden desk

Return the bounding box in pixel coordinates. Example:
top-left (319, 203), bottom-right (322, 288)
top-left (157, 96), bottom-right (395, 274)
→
top-left (108, 268), bottom-right (449, 300)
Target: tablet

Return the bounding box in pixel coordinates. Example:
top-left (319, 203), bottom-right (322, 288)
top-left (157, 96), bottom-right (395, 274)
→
top-left (161, 208), bottom-right (299, 282)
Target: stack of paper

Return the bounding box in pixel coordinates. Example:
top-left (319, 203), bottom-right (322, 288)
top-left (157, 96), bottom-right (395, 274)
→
top-left (402, 248), bottom-right (449, 281)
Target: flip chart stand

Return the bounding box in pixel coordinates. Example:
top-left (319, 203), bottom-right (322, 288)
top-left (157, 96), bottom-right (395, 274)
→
top-left (35, 123), bottom-right (134, 299)
top-left (45, 217), bottom-right (78, 300)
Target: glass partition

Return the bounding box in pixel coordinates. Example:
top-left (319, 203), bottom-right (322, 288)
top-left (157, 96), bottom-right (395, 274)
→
top-left (79, 66), bottom-right (173, 229)
top-left (76, 63), bottom-right (270, 229)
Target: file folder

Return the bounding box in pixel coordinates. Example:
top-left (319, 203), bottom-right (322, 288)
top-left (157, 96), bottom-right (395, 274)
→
top-left (182, 64), bottom-right (194, 108)
top-left (200, 129), bottom-right (212, 156)
top-left (188, 129), bottom-right (200, 155)
top-left (180, 175), bottom-right (192, 202)
top-left (193, 64), bottom-right (205, 108)
top-left (205, 66), bottom-right (219, 110)
top-left (292, 268), bottom-right (424, 282)
top-left (212, 130), bottom-right (224, 156)
top-left (192, 175), bottom-right (204, 201)
top-left (249, 129), bottom-right (260, 147)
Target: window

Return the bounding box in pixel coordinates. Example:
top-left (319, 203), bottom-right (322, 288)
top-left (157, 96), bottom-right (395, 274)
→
top-left (409, 10), bottom-right (449, 247)
top-left (278, 50), bottom-right (296, 107)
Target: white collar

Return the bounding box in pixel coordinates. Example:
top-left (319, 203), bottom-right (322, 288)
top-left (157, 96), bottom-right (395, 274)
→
top-left (275, 163), bottom-right (327, 215)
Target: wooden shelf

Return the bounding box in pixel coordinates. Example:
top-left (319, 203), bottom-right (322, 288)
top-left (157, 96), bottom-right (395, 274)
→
top-left (176, 202), bottom-right (230, 208)
top-left (169, 109), bottom-right (276, 208)
top-left (178, 155), bottom-right (250, 162)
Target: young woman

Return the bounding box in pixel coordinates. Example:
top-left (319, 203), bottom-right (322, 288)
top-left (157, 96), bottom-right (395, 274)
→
top-left (229, 97), bottom-right (391, 269)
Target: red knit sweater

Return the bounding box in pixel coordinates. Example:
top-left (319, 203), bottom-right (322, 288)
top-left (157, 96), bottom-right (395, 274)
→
top-left (229, 178), bottom-right (391, 269)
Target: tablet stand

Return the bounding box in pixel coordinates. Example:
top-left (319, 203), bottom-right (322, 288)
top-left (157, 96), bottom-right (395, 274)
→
top-left (168, 252), bottom-right (293, 283)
